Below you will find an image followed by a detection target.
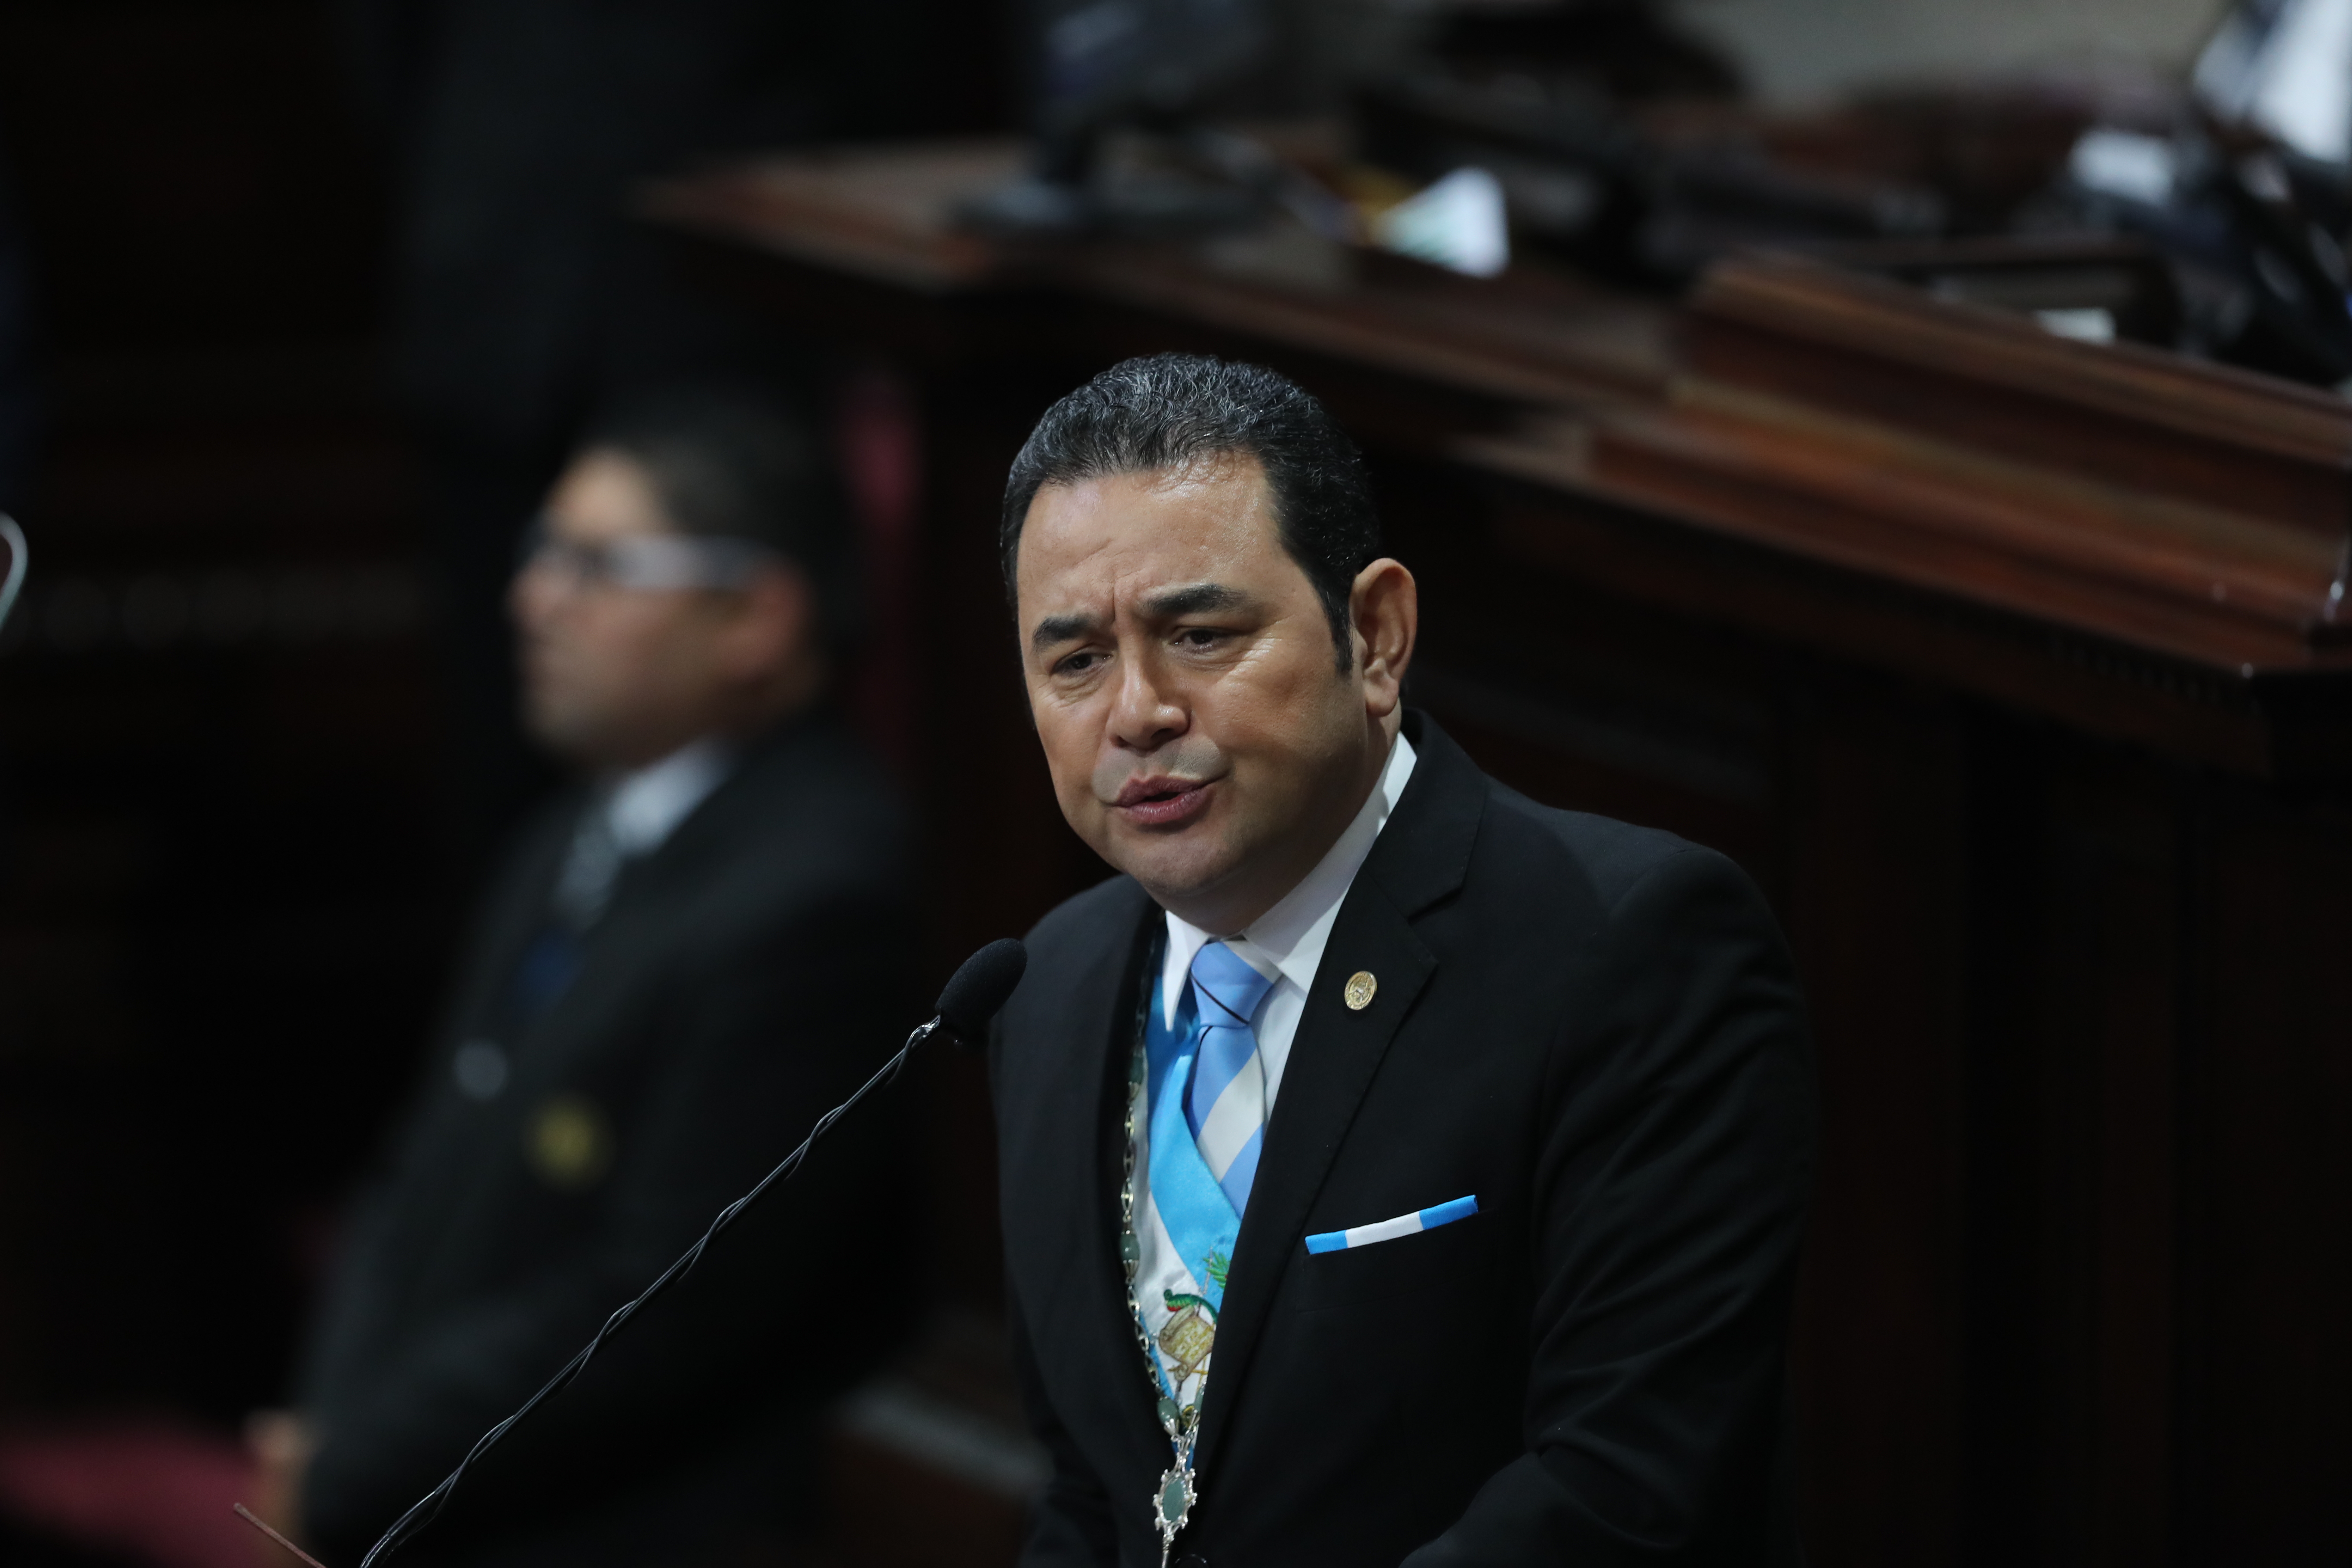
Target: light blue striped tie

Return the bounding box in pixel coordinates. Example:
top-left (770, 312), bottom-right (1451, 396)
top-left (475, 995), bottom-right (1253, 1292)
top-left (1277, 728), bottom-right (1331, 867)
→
top-left (1185, 941), bottom-right (1275, 1216)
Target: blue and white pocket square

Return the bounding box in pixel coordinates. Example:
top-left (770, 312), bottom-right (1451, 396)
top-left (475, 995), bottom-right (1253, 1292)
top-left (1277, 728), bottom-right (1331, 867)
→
top-left (1304, 1194), bottom-right (1479, 1254)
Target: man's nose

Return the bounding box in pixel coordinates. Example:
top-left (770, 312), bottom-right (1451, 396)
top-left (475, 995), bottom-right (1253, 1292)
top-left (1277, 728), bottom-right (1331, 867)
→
top-left (1106, 650), bottom-right (1185, 751)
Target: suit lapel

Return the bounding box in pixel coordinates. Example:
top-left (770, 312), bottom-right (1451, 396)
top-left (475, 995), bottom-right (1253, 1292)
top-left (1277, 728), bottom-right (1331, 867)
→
top-left (515, 722), bottom-right (813, 1056)
top-left (1194, 714), bottom-right (1488, 1470)
top-left (456, 796), bottom-right (583, 1040)
top-left (1002, 881), bottom-right (1170, 1485)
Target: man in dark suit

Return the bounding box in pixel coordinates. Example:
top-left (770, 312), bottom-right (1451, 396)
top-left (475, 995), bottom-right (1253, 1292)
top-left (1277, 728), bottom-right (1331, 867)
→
top-left (253, 387), bottom-right (915, 1568)
top-left (989, 355), bottom-right (1814, 1567)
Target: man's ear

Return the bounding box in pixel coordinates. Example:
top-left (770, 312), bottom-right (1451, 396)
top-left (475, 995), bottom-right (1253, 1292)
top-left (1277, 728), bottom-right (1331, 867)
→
top-left (1349, 558), bottom-right (1416, 719)
top-left (726, 565), bottom-right (818, 682)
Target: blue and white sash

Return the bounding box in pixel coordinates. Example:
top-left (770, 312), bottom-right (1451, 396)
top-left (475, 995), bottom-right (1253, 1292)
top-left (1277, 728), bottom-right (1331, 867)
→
top-left (1136, 973), bottom-right (1241, 1400)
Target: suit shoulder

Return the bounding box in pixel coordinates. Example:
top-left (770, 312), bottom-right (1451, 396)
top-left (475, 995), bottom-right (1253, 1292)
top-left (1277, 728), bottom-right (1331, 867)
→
top-left (1023, 871), bottom-right (1150, 960)
top-left (746, 723), bottom-right (904, 826)
top-left (736, 730), bottom-right (908, 866)
top-left (469, 787), bottom-right (588, 934)
top-left (992, 872), bottom-right (1148, 1098)
top-left (492, 784), bottom-right (590, 881)
top-left (665, 729), bottom-right (913, 946)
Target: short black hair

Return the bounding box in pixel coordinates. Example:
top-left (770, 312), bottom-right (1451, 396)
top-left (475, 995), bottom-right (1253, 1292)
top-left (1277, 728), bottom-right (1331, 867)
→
top-left (579, 383), bottom-right (858, 649)
top-left (1000, 354), bottom-right (1380, 671)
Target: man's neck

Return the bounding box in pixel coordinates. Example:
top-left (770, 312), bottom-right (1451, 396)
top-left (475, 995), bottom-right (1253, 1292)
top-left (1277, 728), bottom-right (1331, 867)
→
top-left (600, 736), bottom-right (736, 859)
top-left (592, 680), bottom-right (824, 772)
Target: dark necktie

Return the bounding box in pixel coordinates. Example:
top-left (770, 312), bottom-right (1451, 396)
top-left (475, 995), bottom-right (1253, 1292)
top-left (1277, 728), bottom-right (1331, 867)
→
top-left (505, 796), bottom-right (620, 1024)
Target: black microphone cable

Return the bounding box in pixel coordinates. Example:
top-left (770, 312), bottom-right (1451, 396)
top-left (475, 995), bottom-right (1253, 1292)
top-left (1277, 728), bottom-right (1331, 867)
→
top-left (349, 937), bottom-right (1028, 1568)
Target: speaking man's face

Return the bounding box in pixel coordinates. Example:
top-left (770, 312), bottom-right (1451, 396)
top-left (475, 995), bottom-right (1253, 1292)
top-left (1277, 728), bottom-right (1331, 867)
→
top-left (1017, 453), bottom-right (1414, 936)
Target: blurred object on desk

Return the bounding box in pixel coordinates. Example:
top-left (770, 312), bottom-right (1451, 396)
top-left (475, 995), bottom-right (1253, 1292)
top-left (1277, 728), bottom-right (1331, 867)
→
top-left (2038, 18), bottom-right (2352, 388)
top-left (645, 133), bottom-right (1677, 404)
top-left (1424, 0), bottom-right (1743, 104)
top-left (1364, 165), bottom-right (1510, 276)
top-left (2195, 0), bottom-right (2352, 164)
top-left (961, 0), bottom-right (1274, 235)
top-left (1347, 1), bottom-right (2352, 389)
top-left (1470, 249), bottom-right (2352, 766)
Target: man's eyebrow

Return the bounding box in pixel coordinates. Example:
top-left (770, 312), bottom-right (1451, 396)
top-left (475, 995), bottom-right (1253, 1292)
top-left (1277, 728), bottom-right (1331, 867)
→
top-left (1027, 583), bottom-right (1251, 652)
top-left (1029, 611), bottom-right (1099, 652)
top-left (1141, 582), bottom-right (1249, 618)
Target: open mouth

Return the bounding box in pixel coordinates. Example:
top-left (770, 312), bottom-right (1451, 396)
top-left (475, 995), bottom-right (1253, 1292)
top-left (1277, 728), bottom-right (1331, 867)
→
top-left (1112, 776), bottom-right (1215, 829)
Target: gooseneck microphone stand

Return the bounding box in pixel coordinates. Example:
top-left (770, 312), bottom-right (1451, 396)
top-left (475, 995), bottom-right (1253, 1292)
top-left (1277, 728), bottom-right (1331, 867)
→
top-left (0, 514), bottom-right (28, 633)
top-left (236, 938), bottom-right (1028, 1568)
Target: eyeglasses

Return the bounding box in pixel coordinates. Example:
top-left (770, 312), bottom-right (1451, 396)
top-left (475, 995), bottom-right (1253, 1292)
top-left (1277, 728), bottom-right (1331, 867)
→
top-left (514, 517), bottom-right (783, 593)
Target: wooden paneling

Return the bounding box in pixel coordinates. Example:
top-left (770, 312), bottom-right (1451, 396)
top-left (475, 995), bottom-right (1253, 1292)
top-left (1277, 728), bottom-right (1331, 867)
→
top-left (1686, 258), bottom-right (2352, 539)
top-left (2184, 796), bottom-right (2352, 1563)
top-left (1782, 686), bottom-right (1970, 1567)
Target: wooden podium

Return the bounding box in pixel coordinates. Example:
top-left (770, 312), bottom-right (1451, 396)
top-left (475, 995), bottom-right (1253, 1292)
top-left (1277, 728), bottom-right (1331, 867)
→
top-left (647, 140), bottom-right (2352, 1567)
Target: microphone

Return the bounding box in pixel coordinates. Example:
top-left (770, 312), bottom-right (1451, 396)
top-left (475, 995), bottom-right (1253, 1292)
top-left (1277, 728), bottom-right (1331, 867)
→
top-left (349, 938), bottom-right (1029, 1568)
top-left (934, 936), bottom-right (1026, 1045)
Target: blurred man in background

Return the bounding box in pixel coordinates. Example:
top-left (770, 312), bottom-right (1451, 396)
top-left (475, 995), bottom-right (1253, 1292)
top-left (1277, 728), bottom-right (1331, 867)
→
top-left (251, 387), bottom-right (916, 1568)
top-left (337, 0), bottom-right (955, 861)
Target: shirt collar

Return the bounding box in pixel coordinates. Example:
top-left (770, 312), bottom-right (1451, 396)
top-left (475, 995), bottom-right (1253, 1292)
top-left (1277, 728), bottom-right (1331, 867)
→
top-left (1161, 732), bottom-right (1418, 1026)
top-left (604, 737), bottom-right (734, 859)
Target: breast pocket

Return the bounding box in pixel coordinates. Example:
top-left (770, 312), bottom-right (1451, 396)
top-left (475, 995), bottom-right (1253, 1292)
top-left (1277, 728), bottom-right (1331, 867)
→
top-left (1289, 1198), bottom-right (1494, 1314)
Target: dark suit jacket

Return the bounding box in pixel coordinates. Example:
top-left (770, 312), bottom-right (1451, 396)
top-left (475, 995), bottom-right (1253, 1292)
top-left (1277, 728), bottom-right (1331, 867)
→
top-left (991, 712), bottom-right (1814, 1567)
top-left (299, 714), bottom-right (917, 1568)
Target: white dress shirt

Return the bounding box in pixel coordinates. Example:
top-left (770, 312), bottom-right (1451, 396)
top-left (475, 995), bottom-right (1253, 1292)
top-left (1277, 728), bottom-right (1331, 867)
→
top-left (456, 738), bottom-right (735, 1102)
top-left (606, 737), bottom-right (734, 858)
top-left (1131, 732), bottom-right (1418, 1400)
top-left (549, 738), bottom-right (735, 931)
top-left (1155, 731), bottom-right (1418, 1107)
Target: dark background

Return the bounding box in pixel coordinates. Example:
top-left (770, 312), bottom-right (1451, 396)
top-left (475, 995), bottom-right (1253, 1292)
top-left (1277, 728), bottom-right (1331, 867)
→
top-left (0, 1), bottom-right (431, 1424)
top-left (0, 0), bottom-right (1014, 1432)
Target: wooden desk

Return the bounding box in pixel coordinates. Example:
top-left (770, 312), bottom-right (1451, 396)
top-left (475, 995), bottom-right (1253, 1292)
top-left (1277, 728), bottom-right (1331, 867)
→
top-left (649, 138), bottom-right (2352, 1567)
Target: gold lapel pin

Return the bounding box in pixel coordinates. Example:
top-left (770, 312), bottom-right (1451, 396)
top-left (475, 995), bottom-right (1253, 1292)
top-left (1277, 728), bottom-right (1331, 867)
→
top-left (1343, 971), bottom-right (1377, 1011)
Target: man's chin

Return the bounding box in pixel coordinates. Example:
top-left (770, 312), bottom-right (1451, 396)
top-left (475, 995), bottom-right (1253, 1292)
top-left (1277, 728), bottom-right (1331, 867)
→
top-left (521, 705), bottom-right (609, 769)
top-left (1103, 830), bottom-right (1246, 913)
